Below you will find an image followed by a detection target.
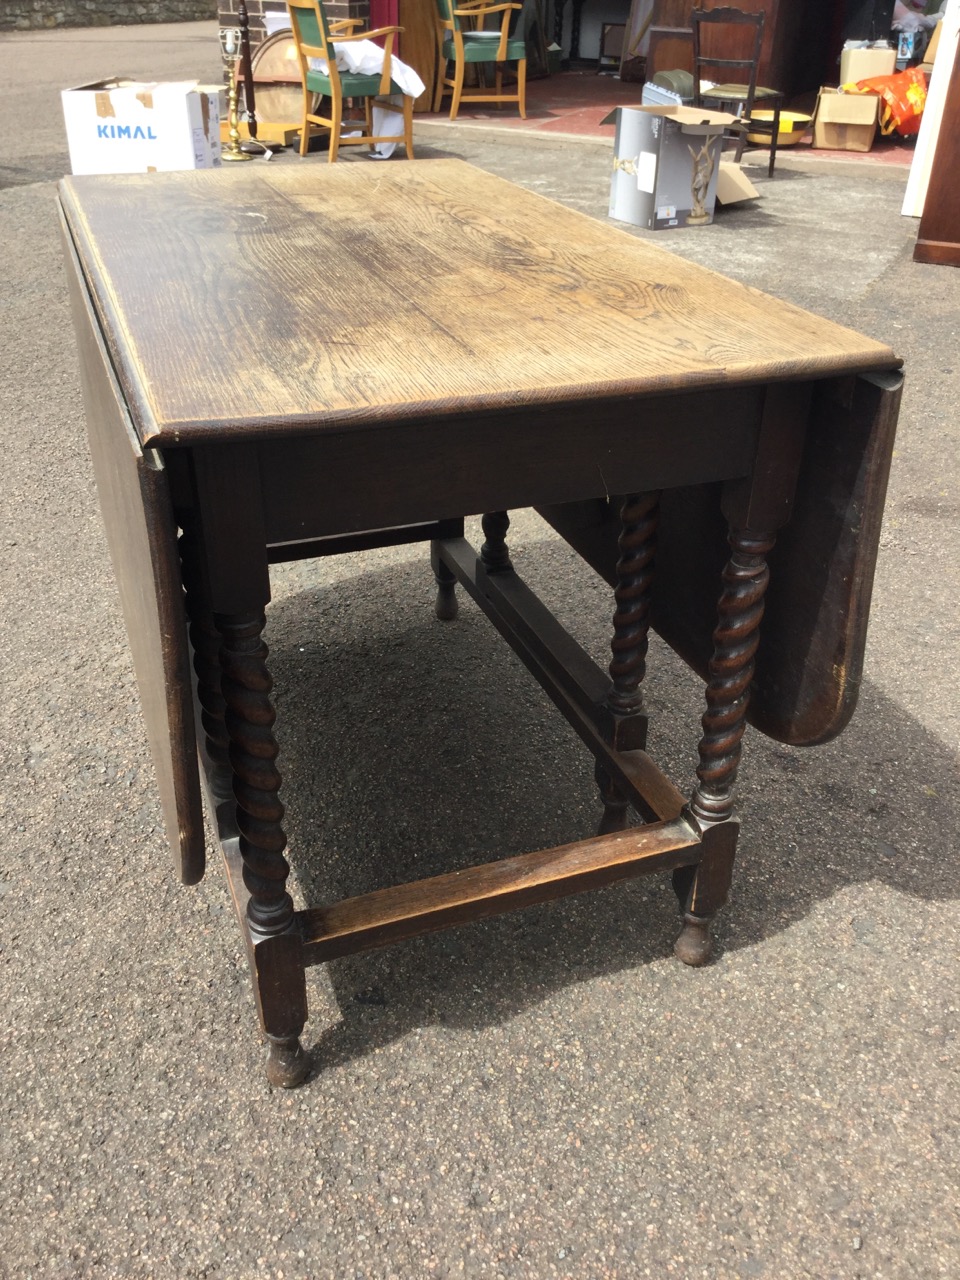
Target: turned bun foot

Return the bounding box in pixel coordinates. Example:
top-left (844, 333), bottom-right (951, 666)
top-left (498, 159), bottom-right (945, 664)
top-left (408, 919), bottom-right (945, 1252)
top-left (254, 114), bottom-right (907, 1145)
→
top-left (674, 911), bottom-right (714, 967)
top-left (265, 1035), bottom-right (309, 1088)
top-left (434, 583), bottom-right (458, 621)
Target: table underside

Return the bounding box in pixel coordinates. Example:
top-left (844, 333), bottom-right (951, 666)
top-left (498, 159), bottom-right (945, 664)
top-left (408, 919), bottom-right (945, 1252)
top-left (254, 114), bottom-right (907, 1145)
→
top-left (213, 528), bottom-right (702, 971)
top-left (198, 507), bottom-right (746, 1087)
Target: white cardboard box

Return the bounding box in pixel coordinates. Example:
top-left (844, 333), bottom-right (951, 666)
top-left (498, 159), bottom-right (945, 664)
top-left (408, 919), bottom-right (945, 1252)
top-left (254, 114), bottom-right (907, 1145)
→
top-left (605, 104), bottom-right (741, 231)
top-left (61, 79), bottom-right (222, 176)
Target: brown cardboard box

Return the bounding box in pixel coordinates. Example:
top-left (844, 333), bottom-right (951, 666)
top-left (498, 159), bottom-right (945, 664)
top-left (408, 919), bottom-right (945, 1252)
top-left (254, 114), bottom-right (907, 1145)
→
top-left (839, 45), bottom-right (897, 85)
top-left (921, 21), bottom-right (943, 72)
top-left (813, 87), bottom-right (879, 153)
top-left (715, 161), bottom-right (759, 205)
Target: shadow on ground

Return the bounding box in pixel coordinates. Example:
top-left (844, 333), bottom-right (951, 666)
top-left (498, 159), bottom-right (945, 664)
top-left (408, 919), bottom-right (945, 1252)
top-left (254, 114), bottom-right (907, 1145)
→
top-left (259, 533), bottom-right (960, 1075)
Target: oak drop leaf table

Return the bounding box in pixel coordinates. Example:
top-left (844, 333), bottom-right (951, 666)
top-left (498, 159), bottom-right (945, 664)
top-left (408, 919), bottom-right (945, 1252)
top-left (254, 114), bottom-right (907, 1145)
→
top-left (59, 161), bottom-right (901, 1087)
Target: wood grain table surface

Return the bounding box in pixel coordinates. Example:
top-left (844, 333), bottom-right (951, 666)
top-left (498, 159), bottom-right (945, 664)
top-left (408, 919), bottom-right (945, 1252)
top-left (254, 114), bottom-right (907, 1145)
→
top-left (59, 159), bottom-right (897, 445)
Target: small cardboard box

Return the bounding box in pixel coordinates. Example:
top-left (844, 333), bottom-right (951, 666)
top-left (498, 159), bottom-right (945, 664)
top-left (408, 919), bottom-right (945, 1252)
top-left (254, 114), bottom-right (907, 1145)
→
top-left (605, 104), bottom-right (741, 231)
top-left (812, 87), bottom-right (879, 152)
top-left (839, 44), bottom-right (896, 85)
top-left (61, 79), bottom-right (222, 176)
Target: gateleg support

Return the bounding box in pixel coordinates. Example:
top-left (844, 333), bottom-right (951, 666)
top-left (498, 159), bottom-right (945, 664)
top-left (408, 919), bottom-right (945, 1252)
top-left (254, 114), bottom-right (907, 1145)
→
top-left (596, 492), bottom-right (660, 834)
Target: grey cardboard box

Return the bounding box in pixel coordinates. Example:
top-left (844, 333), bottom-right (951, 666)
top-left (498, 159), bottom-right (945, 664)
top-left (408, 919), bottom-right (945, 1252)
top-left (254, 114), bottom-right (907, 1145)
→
top-left (605, 104), bottom-right (741, 231)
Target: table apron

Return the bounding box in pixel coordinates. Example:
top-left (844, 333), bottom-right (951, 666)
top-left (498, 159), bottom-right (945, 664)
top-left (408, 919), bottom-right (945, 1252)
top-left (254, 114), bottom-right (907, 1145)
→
top-left (253, 387), bottom-right (765, 544)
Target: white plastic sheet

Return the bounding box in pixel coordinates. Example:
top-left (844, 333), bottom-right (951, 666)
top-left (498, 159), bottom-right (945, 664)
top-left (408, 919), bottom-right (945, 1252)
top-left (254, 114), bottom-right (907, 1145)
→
top-left (310, 38), bottom-right (426, 102)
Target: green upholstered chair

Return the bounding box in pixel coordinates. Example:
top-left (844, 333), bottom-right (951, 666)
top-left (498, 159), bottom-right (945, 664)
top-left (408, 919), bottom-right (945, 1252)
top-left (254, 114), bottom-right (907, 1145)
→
top-left (433, 0), bottom-right (526, 121)
top-left (286, 0), bottom-right (415, 161)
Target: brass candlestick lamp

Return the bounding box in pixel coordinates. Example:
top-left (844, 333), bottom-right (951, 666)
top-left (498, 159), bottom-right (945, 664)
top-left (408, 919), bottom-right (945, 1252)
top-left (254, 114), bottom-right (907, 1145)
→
top-left (219, 26), bottom-right (254, 162)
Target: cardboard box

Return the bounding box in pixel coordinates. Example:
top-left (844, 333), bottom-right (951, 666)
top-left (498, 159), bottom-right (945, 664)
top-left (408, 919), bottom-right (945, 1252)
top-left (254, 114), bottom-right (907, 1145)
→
top-left (812, 87), bottom-right (879, 153)
top-left (839, 44), bottom-right (897, 85)
top-left (715, 161), bottom-right (758, 206)
top-left (921, 20), bottom-right (943, 71)
top-left (604, 104), bottom-right (741, 231)
top-left (61, 79), bottom-right (222, 176)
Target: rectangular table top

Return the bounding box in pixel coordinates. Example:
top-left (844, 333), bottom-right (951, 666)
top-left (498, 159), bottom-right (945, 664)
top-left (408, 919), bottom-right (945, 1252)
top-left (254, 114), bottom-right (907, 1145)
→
top-left (59, 160), bottom-right (898, 448)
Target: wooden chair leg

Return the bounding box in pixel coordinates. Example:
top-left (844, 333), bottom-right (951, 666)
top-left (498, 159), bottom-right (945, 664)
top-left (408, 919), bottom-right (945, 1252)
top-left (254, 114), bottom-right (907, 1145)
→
top-left (450, 59), bottom-right (465, 121)
top-left (299, 95), bottom-right (311, 157)
top-left (328, 93), bottom-right (342, 163)
top-left (403, 94), bottom-right (415, 159)
top-left (433, 53), bottom-right (446, 112)
top-left (768, 100), bottom-right (781, 178)
top-left (517, 57), bottom-right (527, 118)
top-left (496, 66), bottom-right (503, 105)
top-left (365, 95), bottom-right (374, 150)
top-left (734, 106), bottom-right (747, 164)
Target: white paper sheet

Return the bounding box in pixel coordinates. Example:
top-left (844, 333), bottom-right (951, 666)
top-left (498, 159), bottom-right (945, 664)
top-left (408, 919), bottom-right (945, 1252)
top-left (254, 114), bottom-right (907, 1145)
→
top-left (309, 38), bottom-right (426, 101)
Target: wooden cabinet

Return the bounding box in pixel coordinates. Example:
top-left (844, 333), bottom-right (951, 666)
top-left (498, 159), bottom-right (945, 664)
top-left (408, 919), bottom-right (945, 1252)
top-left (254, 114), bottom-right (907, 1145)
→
top-left (915, 40), bottom-right (960, 267)
top-left (398, 0), bottom-right (439, 112)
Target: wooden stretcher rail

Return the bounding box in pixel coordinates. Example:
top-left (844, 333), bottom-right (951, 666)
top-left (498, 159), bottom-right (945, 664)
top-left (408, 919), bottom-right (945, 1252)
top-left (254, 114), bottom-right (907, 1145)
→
top-left (266, 519), bottom-right (462, 564)
top-left (437, 536), bottom-right (687, 824)
top-left (298, 816), bottom-right (700, 965)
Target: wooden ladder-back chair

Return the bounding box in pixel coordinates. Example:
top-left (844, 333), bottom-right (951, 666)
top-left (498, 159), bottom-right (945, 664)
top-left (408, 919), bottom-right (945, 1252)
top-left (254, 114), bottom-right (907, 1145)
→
top-left (690, 6), bottom-right (784, 178)
top-left (286, 0), bottom-right (415, 161)
top-left (433, 0), bottom-right (527, 121)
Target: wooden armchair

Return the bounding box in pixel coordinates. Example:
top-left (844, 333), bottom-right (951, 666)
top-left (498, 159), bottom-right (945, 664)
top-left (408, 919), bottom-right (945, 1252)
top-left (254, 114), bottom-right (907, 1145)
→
top-left (433, 0), bottom-right (527, 121)
top-left (286, 0), bottom-right (415, 160)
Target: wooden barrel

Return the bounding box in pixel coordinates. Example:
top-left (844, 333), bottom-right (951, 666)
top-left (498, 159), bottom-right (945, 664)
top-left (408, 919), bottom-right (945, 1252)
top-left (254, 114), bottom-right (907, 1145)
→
top-left (248, 30), bottom-right (317, 126)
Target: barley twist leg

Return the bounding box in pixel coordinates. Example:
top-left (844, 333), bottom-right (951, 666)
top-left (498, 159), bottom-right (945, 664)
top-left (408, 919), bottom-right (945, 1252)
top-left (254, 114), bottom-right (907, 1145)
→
top-left (675, 528), bottom-right (775, 965)
top-left (179, 527), bottom-right (232, 799)
top-left (596, 492), bottom-right (659, 834)
top-left (217, 610), bottom-right (308, 1086)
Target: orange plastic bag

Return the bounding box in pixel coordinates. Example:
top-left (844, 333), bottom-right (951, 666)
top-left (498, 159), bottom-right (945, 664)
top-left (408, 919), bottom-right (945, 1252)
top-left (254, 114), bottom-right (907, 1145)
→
top-left (843, 67), bottom-right (928, 136)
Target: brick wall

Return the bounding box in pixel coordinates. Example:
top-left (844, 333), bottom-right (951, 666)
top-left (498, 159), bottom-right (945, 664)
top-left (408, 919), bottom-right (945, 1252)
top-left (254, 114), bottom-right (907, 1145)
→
top-left (0, 0), bottom-right (217, 29)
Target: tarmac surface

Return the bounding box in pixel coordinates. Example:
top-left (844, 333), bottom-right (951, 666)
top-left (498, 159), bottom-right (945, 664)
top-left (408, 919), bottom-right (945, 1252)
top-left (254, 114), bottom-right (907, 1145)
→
top-left (1, 21), bottom-right (958, 1280)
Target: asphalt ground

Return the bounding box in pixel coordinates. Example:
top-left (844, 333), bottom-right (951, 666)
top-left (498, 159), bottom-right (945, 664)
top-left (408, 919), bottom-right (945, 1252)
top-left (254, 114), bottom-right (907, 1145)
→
top-left (1, 21), bottom-right (958, 1280)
